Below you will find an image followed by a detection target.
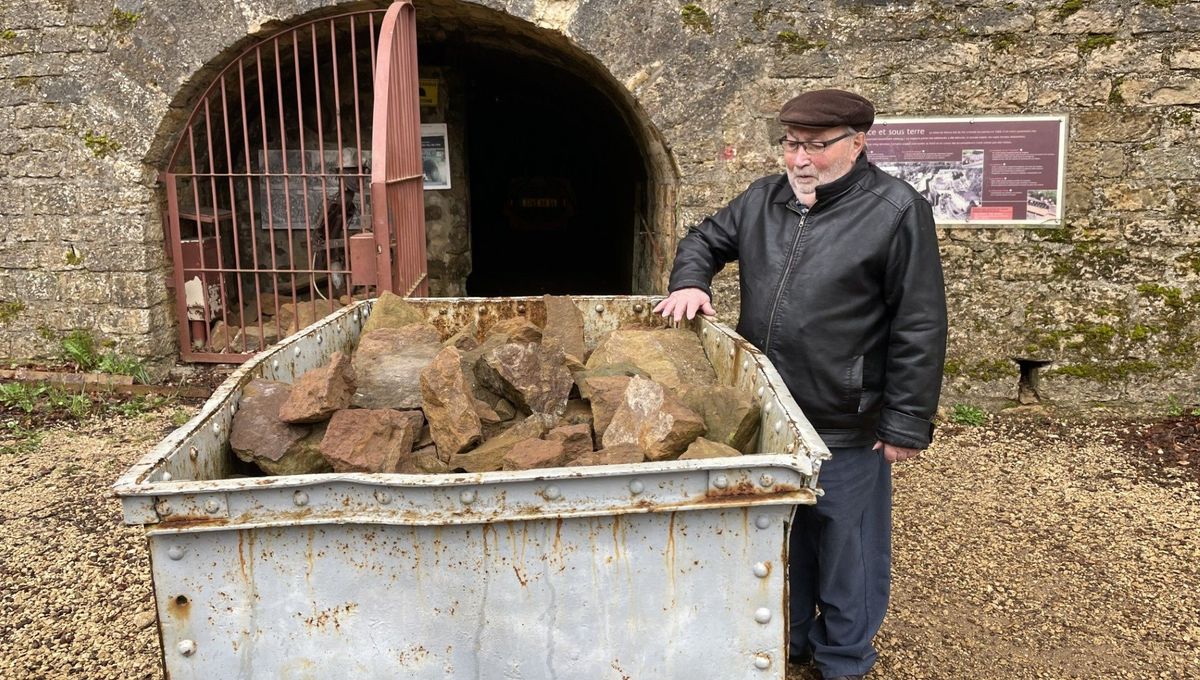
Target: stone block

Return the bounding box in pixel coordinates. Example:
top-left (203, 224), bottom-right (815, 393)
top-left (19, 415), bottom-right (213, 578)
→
top-left (571, 443), bottom-right (647, 467)
top-left (420, 346), bottom-right (483, 458)
top-left (361, 290), bottom-right (425, 333)
top-left (451, 415), bottom-right (548, 473)
top-left (320, 408), bottom-right (424, 473)
top-left (601, 376), bottom-right (706, 461)
top-left (230, 379), bottom-right (330, 476)
top-left (501, 437), bottom-right (567, 471)
top-left (586, 329), bottom-right (716, 392)
top-left (352, 324), bottom-right (443, 410)
top-left (542, 294), bottom-right (587, 361)
top-left (476, 341), bottom-right (573, 417)
top-left (1073, 110), bottom-right (1157, 143)
top-left (279, 351), bottom-right (356, 423)
top-left (680, 437), bottom-right (743, 461)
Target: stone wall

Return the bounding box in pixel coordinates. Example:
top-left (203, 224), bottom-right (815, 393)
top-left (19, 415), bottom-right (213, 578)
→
top-left (0, 0), bottom-right (1196, 407)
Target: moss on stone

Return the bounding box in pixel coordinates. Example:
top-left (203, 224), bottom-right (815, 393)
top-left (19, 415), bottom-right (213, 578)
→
top-left (13, 76), bottom-right (36, 89)
top-left (109, 8), bottom-right (142, 31)
top-left (1169, 109), bottom-right (1194, 125)
top-left (1, 29), bottom-right (16, 41)
top-left (966, 358), bottom-right (1019, 381)
top-left (1175, 252), bottom-right (1200, 275)
top-left (751, 9), bottom-right (768, 31)
top-left (1077, 34), bottom-right (1116, 54)
top-left (1136, 283), bottom-right (1184, 307)
top-left (680, 4), bottom-right (713, 34)
top-left (1051, 243), bottom-right (1128, 277)
top-left (1048, 359), bottom-right (1158, 382)
top-left (1108, 76), bottom-right (1125, 105)
top-left (64, 247), bottom-right (85, 266)
top-left (776, 31), bottom-right (827, 54)
top-left (1055, 0), bottom-right (1087, 20)
top-left (990, 34), bottom-right (1017, 51)
top-left (1143, 0), bottom-right (1178, 7)
top-left (83, 131), bottom-right (120, 158)
top-left (0, 300), bottom-right (25, 324)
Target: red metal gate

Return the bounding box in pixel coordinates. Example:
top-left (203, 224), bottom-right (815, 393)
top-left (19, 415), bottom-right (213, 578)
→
top-left (161, 5), bottom-right (425, 362)
top-left (372, 0), bottom-right (428, 298)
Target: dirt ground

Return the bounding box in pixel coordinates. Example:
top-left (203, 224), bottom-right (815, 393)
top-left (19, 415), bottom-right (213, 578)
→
top-left (1, 404), bottom-right (1197, 679)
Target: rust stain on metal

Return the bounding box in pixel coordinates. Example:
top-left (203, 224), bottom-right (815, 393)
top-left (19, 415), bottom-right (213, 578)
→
top-left (167, 593), bottom-right (191, 621)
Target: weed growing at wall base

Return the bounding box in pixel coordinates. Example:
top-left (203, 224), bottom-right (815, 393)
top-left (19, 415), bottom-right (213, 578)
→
top-left (950, 404), bottom-right (988, 426)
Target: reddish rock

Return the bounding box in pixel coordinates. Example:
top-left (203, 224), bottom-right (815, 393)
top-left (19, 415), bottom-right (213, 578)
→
top-left (474, 398), bottom-right (503, 423)
top-left (279, 351), bottom-right (356, 423)
top-left (278, 299), bottom-right (340, 334)
top-left (397, 444), bottom-right (452, 474)
top-left (558, 399), bottom-right (594, 429)
top-left (229, 379), bottom-right (329, 475)
top-left (542, 295), bottom-right (586, 361)
top-left (502, 437), bottom-right (568, 471)
top-left (679, 437), bottom-right (743, 460)
top-left (484, 316), bottom-right (542, 344)
top-left (451, 415), bottom-right (549, 473)
top-left (320, 408), bottom-right (424, 473)
top-left (476, 342), bottom-right (573, 417)
top-left (601, 376), bottom-right (706, 461)
top-left (580, 375), bottom-right (632, 438)
top-left (546, 423), bottom-right (594, 458)
top-left (420, 346), bottom-right (483, 458)
top-left (352, 324), bottom-right (442, 409)
top-left (572, 443), bottom-right (647, 467)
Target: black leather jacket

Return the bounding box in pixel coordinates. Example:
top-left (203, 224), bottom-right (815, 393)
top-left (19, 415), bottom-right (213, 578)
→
top-left (669, 153), bottom-right (947, 449)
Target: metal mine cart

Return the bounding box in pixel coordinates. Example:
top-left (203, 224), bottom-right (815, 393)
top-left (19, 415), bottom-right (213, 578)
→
top-left (114, 296), bottom-right (830, 679)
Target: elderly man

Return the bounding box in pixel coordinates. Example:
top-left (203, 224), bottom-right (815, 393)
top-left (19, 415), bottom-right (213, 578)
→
top-left (654, 90), bottom-right (947, 680)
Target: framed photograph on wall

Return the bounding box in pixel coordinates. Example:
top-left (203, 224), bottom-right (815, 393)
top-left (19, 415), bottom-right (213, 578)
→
top-left (421, 123), bottom-right (451, 190)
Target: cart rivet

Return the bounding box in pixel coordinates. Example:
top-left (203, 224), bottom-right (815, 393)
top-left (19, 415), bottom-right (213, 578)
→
top-left (316, 335), bottom-right (323, 344)
top-left (212, 423), bottom-right (221, 434)
top-left (204, 499), bottom-right (221, 514)
top-left (743, 360), bottom-right (750, 371)
top-left (754, 607), bottom-right (772, 624)
top-left (633, 303), bottom-right (644, 313)
top-left (517, 303), bottom-right (526, 313)
top-left (273, 360), bottom-right (280, 369)
top-left (167, 546), bottom-right (186, 561)
top-left (752, 562), bottom-right (769, 578)
top-left (760, 474), bottom-right (774, 488)
top-left (374, 491), bottom-right (391, 505)
top-left (293, 491), bottom-right (309, 507)
top-left (774, 421), bottom-right (783, 434)
top-left (729, 347), bottom-right (735, 357)
top-left (189, 446), bottom-right (198, 460)
top-left (544, 485), bottom-right (561, 500)
top-left (161, 472), bottom-right (172, 482)
top-left (713, 474), bottom-right (729, 489)
top-left (702, 328), bottom-right (708, 336)
top-left (628, 480), bottom-right (645, 495)
top-left (753, 653), bottom-right (771, 670)
top-left (178, 639), bottom-right (196, 657)
top-left (756, 386), bottom-right (764, 397)
top-left (460, 489), bottom-right (476, 505)
top-left (294, 347), bottom-right (302, 356)
top-left (764, 402), bottom-right (772, 413)
top-left (594, 304), bottom-right (604, 313)
top-left (755, 515), bottom-right (771, 529)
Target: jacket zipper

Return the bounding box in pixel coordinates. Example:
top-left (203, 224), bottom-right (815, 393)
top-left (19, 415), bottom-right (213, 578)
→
top-left (764, 205), bottom-right (809, 354)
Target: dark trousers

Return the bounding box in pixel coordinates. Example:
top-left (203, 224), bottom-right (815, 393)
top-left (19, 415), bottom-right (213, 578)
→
top-left (788, 444), bottom-right (892, 678)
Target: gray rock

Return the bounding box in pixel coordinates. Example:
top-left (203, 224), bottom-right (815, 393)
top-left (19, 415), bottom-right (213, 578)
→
top-left (676, 385), bottom-right (761, 453)
top-left (352, 324), bottom-right (443, 409)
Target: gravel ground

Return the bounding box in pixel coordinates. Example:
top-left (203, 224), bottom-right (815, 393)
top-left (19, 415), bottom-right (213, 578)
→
top-left (1, 406), bottom-right (1197, 679)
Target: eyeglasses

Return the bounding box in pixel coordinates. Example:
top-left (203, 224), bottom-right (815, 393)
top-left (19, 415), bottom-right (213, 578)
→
top-left (777, 131), bottom-right (856, 154)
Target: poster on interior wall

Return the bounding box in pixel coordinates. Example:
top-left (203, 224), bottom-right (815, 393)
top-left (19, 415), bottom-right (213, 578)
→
top-left (421, 123), bottom-right (451, 190)
top-left (419, 79), bottom-right (439, 107)
top-left (867, 115), bottom-right (1067, 226)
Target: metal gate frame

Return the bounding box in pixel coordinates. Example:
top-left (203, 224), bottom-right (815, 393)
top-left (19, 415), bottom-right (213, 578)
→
top-left (371, 0), bottom-right (429, 298)
top-left (161, 4), bottom-right (425, 362)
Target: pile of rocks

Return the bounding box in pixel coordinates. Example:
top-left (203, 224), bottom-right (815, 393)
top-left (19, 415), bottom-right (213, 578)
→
top-left (228, 293), bottom-right (761, 475)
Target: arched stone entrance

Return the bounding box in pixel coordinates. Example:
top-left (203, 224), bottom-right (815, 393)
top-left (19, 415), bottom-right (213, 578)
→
top-left (153, 1), bottom-right (678, 360)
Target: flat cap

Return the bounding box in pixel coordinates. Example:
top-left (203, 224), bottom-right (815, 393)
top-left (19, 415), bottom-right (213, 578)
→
top-left (778, 89), bottom-right (876, 131)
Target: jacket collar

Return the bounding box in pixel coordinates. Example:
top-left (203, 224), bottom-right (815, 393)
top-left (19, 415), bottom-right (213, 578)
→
top-left (772, 151), bottom-right (871, 206)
